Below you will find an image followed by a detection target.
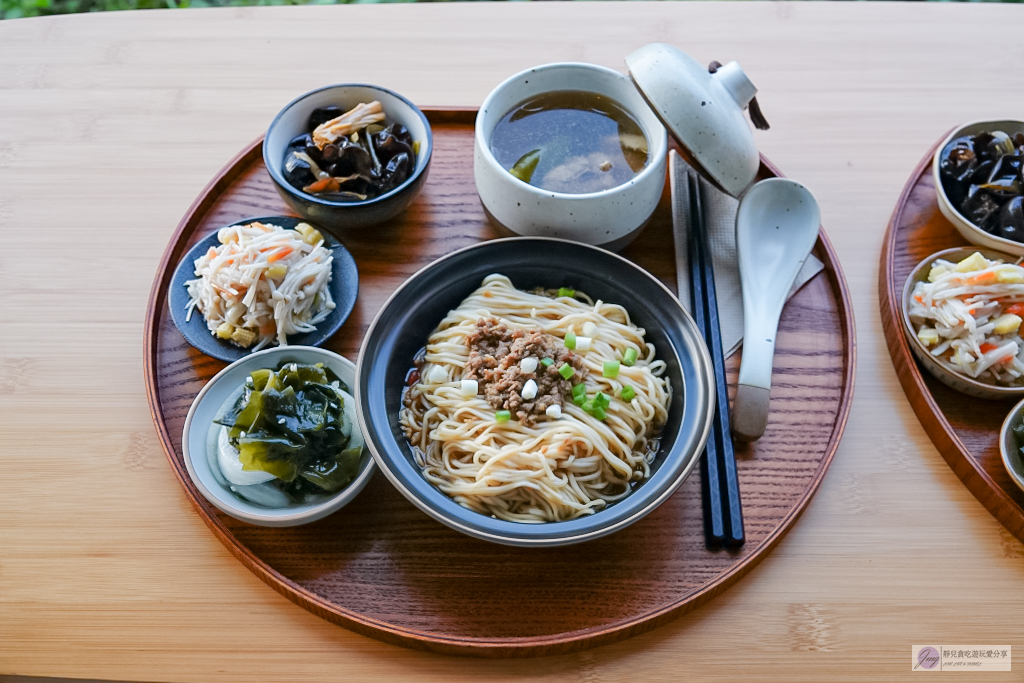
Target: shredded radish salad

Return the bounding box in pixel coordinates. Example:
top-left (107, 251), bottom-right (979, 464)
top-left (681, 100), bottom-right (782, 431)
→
top-left (909, 251), bottom-right (1024, 385)
top-left (185, 221), bottom-right (334, 350)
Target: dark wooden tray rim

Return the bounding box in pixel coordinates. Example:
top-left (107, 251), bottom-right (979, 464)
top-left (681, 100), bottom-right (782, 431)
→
top-left (145, 108), bottom-right (857, 657)
top-left (879, 132), bottom-right (1024, 542)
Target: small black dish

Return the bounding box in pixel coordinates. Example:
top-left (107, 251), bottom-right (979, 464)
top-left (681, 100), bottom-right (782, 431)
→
top-left (168, 216), bottom-right (358, 363)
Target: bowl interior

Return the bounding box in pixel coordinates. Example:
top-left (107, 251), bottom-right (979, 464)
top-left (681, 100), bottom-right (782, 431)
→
top-left (902, 246), bottom-right (1024, 397)
top-left (475, 63), bottom-right (668, 198)
top-left (183, 346), bottom-right (374, 526)
top-left (264, 84), bottom-right (431, 205)
top-left (357, 238), bottom-right (712, 545)
top-left (934, 119), bottom-right (1024, 245)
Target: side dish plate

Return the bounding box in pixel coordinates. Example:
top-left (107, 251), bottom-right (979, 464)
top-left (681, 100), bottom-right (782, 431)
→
top-left (167, 215), bottom-right (358, 362)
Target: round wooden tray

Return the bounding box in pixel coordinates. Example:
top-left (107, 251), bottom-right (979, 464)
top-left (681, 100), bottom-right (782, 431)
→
top-left (145, 108), bottom-right (855, 657)
top-left (880, 134), bottom-right (1024, 542)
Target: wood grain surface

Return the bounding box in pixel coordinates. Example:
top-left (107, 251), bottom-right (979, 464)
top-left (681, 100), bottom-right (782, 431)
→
top-left (4, 2), bottom-right (1024, 681)
top-left (879, 139), bottom-right (1024, 542)
top-left (144, 111), bottom-right (852, 656)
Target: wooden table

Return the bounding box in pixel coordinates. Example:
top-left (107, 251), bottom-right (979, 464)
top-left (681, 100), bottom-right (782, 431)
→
top-left (2, 2), bottom-right (1023, 680)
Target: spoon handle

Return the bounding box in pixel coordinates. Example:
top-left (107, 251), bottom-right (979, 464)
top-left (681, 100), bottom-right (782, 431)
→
top-left (733, 293), bottom-right (785, 441)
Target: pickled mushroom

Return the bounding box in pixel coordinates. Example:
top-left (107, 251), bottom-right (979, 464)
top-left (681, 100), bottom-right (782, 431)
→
top-left (312, 101), bottom-right (386, 149)
top-left (282, 101), bottom-right (417, 202)
top-left (939, 128), bottom-right (1024, 240)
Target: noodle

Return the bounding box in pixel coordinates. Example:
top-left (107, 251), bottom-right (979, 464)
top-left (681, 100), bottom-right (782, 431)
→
top-left (400, 274), bottom-right (671, 523)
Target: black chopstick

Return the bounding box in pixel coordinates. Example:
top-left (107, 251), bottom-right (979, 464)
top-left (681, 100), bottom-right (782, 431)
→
top-left (688, 173), bottom-right (745, 549)
top-left (687, 175), bottom-right (725, 547)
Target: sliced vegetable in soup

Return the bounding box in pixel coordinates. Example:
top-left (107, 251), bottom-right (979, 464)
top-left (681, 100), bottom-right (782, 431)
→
top-left (490, 90), bottom-right (649, 194)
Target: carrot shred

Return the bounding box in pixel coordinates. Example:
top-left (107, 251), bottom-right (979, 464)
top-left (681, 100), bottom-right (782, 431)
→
top-left (304, 177), bottom-right (340, 194)
top-left (981, 343), bottom-right (998, 354)
top-left (268, 247), bottom-right (293, 263)
top-left (967, 272), bottom-right (998, 286)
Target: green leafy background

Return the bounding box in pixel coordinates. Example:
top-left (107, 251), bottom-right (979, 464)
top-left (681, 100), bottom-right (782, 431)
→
top-left (1, 0), bottom-right (1019, 20)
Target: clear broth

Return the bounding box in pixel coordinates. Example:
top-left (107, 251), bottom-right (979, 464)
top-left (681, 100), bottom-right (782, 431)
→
top-left (490, 90), bottom-right (649, 194)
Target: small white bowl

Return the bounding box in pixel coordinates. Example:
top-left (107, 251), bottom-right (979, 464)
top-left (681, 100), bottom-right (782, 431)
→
top-left (182, 346), bottom-right (375, 527)
top-left (999, 398), bottom-right (1024, 494)
top-left (902, 246), bottom-right (1024, 400)
top-left (473, 63), bottom-right (668, 251)
top-left (933, 119), bottom-right (1024, 256)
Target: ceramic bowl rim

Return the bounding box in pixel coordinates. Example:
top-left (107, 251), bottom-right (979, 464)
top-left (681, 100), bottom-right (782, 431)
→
top-left (901, 246), bottom-right (1024, 398)
top-left (931, 118), bottom-right (1024, 253)
top-left (999, 398), bottom-right (1024, 494)
top-left (354, 235), bottom-right (715, 547)
top-left (263, 83), bottom-right (433, 209)
top-left (181, 346), bottom-right (376, 526)
top-left (474, 62), bottom-right (669, 201)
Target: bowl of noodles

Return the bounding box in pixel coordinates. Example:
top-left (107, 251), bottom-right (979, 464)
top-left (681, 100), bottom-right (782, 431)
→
top-left (356, 237), bottom-right (714, 546)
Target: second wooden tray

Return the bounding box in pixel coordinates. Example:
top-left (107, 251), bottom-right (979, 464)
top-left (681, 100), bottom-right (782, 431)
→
top-left (145, 109), bottom-right (855, 657)
top-left (880, 134), bottom-right (1024, 543)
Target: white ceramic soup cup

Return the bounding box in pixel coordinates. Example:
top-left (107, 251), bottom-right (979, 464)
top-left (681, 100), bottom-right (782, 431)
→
top-left (474, 63), bottom-right (668, 251)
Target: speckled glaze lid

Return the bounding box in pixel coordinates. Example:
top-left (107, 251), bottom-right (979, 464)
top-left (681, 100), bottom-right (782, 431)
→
top-left (626, 43), bottom-right (763, 198)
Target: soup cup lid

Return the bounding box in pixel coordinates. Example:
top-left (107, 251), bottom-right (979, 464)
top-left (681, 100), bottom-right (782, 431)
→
top-left (626, 43), bottom-right (763, 198)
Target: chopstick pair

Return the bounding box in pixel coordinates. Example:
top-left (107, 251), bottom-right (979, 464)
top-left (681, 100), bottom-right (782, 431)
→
top-left (685, 172), bottom-right (745, 549)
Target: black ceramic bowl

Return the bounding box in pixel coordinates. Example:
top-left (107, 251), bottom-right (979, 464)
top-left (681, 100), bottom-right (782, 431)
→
top-left (355, 237), bottom-right (715, 547)
top-left (263, 84), bottom-right (432, 232)
top-left (168, 216), bottom-right (358, 363)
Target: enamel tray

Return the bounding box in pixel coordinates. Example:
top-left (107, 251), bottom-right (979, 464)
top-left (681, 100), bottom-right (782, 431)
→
top-left (145, 108), bottom-right (855, 657)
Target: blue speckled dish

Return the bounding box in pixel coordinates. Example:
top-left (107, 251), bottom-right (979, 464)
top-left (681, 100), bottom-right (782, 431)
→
top-left (168, 216), bottom-right (358, 362)
top-left (356, 237), bottom-right (715, 547)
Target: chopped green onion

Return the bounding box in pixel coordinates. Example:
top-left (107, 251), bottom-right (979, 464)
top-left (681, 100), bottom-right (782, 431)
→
top-left (623, 347), bottom-right (639, 366)
top-left (541, 357), bottom-right (554, 367)
top-left (594, 392), bottom-right (610, 409)
top-left (581, 400), bottom-right (594, 413)
top-left (495, 410), bottom-right (511, 423)
top-left (564, 330), bottom-right (576, 350)
top-left (558, 363), bottom-right (574, 380)
top-left (603, 360), bottom-right (620, 378)
top-left (558, 287), bottom-right (575, 298)
top-left (592, 406), bottom-right (607, 421)
top-left (572, 382), bottom-right (587, 398)
top-left (620, 385), bottom-right (636, 402)
top-left (574, 393), bottom-right (587, 406)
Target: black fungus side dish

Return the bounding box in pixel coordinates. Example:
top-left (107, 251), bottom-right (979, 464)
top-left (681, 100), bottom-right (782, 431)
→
top-left (283, 104), bottom-right (416, 202)
top-left (939, 130), bottom-right (1024, 243)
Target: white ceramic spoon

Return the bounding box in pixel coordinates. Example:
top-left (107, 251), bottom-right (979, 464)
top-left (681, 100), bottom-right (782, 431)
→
top-left (732, 178), bottom-right (821, 442)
